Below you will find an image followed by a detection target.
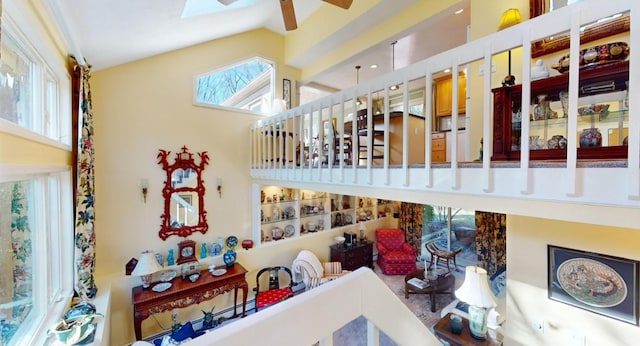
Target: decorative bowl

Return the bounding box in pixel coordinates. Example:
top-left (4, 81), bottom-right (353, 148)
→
top-left (48, 315), bottom-right (95, 345)
top-left (306, 223), bottom-right (317, 232)
top-left (334, 236), bottom-right (346, 245)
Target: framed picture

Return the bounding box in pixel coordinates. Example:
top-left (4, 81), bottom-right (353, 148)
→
top-left (548, 245), bottom-right (639, 325)
top-left (283, 78), bottom-right (291, 109)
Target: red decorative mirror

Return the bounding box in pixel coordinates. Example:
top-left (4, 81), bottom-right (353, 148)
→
top-left (157, 146), bottom-right (209, 240)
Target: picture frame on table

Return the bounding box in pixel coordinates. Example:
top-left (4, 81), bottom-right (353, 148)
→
top-left (283, 78), bottom-right (291, 109)
top-left (547, 245), bottom-right (639, 325)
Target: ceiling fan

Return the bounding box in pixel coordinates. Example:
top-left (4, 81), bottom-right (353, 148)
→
top-left (218, 0), bottom-right (353, 31)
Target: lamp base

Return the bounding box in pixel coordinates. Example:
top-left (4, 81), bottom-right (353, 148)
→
top-left (468, 305), bottom-right (488, 339)
top-left (141, 274), bottom-right (152, 289)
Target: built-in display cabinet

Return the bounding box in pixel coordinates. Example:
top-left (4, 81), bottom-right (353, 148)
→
top-left (491, 61), bottom-right (629, 161)
top-left (258, 186), bottom-right (392, 245)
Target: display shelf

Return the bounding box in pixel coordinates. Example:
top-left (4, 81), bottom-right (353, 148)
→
top-left (492, 61), bottom-right (629, 160)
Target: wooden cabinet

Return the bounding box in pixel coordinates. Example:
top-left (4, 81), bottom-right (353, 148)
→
top-left (330, 240), bottom-right (373, 271)
top-left (431, 132), bottom-right (446, 162)
top-left (435, 74), bottom-right (466, 117)
top-left (491, 61), bottom-right (629, 161)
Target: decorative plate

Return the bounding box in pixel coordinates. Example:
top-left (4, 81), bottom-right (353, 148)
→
top-left (152, 282), bottom-right (172, 292)
top-left (285, 206), bottom-right (296, 219)
top-left (226, 235), bottom-right (238, 249)
top-left (160, 269), bottom-right (176, 282)
top-left (556, 258), bottom-right (627, 307)
top-left (344, 214), bottom-right (353, 224)
top-left (210, 268), bottom-right (227, 276)
top-left (284, 224), bottom-right (295, 237)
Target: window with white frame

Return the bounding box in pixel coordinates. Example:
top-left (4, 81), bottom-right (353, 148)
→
top-left (0, 23), bottom-right (68, 146)
top-left (0, 6), bottom-right (74, 345)
top-left (194, 57), bottom-right (275, 113)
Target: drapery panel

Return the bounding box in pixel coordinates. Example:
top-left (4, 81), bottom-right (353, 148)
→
top-left (398, 202), bottom-right (423, 258)
top-left (474, 211), bottom-right (507, 277)
top-left (71, 56), bottom-right (97, 300)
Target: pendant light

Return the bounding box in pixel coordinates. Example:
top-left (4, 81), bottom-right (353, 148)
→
top-left (355, 65), bottom-right (363, 106)
top-left (389, 41), bottom-right (399, 91)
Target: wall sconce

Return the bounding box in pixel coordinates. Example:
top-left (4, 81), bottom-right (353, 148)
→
top-left (141, 179), bottom-right (149, 203)
top-left (217, 178), bottom-right (222, 198)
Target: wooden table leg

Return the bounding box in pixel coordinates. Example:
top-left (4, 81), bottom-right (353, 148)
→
top-left (430, 292), bottom-right (437, 312)
top-left (134, 310), bottom-right (143, 340)
top-left (240, 284), bottom-right (248, 317)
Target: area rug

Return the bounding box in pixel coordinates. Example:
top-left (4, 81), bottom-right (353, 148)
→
top-left (332, 264), bottom-right (462, 346)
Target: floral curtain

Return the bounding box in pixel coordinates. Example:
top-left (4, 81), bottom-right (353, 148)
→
top-left (398, 202), bottom-right (423, 257)
top-left (474, 211), bottom-right (507, 277)
top-left (71, 57), bottom-right (97, 300)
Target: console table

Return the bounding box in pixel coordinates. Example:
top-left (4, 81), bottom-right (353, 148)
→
top-left (132, 262), bottom-right (248, 340)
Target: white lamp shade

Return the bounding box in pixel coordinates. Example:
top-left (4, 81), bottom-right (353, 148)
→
top-left (455, 266), bottom-right (497, 309)
top-left (131, 251), bottom-right (163, 276)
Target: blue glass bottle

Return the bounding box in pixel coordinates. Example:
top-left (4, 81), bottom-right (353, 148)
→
top-left (167, 249), bottom-right (175, 266)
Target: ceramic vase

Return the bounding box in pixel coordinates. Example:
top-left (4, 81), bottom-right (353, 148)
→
top-left (533, 94), bottom-right (552, 120)
top-left (223, 249), bottom-right (237, 267)
top-left (579, 128), bottom-right (602, 147)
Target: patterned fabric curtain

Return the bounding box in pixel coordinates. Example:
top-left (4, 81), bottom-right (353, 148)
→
top-left (398, 202), bottom-right (423, 257)
top-left (71, 57), bottom-right (97, 300)
top-left (474, 211), bottom-right (507, 277)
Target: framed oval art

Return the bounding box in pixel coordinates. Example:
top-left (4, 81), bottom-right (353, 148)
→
top-left (548, 245), bottom-right (639, 325)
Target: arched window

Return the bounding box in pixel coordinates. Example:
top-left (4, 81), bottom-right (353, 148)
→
top-left (194, 57), bottom-right (275, 113)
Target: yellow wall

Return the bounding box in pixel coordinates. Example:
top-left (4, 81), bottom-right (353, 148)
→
top-left (0, 132), bottom-right (71, 165)
top-left (90, 27), bottom-right (398, 343)
top-left (506, 215), bottom-right (640, 345)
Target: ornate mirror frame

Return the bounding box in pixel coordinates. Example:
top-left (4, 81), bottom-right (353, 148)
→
top-left (157, 146), bottom-right (209, 240)
top-left (530, 0), bottom-right (630, 58)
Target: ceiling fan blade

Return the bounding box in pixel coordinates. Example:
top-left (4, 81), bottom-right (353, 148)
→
top-left (322, 0), bottom-right (353, 9)
top-left (280, 0), bottom-right (298, 31)
top-left (218, 0), bottom-right (239, 5)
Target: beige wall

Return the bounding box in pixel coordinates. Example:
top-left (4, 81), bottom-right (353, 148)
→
top-left (505, 215), bottom-right (640, 345)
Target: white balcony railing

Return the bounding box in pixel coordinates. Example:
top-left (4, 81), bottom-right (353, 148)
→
top-left (250, 0), bottom-right (639, 228)
top-left (184, 268), bottom-right (439, 346)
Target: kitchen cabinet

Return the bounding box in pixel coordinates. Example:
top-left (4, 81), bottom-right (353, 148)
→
top-left (435, 74), bottom-right (466, 117)
top-left (431, 132), bottom-right (446, 162)
top-left (491, 61), bottom-right (629, 161)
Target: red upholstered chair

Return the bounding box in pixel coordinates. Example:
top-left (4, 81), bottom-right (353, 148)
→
top-left (375, 228), bottom-right (417, 275)
top-left (253, 266), bottom-right (294, 312)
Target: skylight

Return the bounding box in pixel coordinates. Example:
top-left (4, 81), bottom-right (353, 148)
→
top-left (182, 0), bottom-right (257, 18)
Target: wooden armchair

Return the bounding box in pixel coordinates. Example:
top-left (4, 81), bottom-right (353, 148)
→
top-left (425, 240), bottom-right (462, 273)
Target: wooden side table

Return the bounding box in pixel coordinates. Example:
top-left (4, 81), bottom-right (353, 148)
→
top-left (434, 313), bottom-right (502, 346)
top-left (329, 240), bottom-right (373, 271)
top-left (404, 270), bottom-right (455, 312)
top-left (132, 262), bottom-right (248, 340)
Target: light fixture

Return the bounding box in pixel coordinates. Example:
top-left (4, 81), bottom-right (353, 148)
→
top-left (455, 266), bottom-right (498, 339)
top-left (355, 65), bottom-right (363, 106)
top-left (389, 40), bottom-right (399, 91)
top-left (131, 250), bottom-right (163, 289)
top-left (498, 8), bottom-right (522, 87)
top-left (370, 64), bottom-right (378, 69)
top-left (141, 179), bottom-right (149, 203)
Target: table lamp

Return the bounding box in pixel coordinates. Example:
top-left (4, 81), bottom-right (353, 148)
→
top-left (455, 266), bottom-right (497, 339)
top-left (498, 8), bottom-right (522, 87)
top-left (131, 250), bottom-right (163, 288)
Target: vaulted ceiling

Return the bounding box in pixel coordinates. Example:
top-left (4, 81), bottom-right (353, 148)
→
top-left (52, 0), bottom-right (469, 92)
